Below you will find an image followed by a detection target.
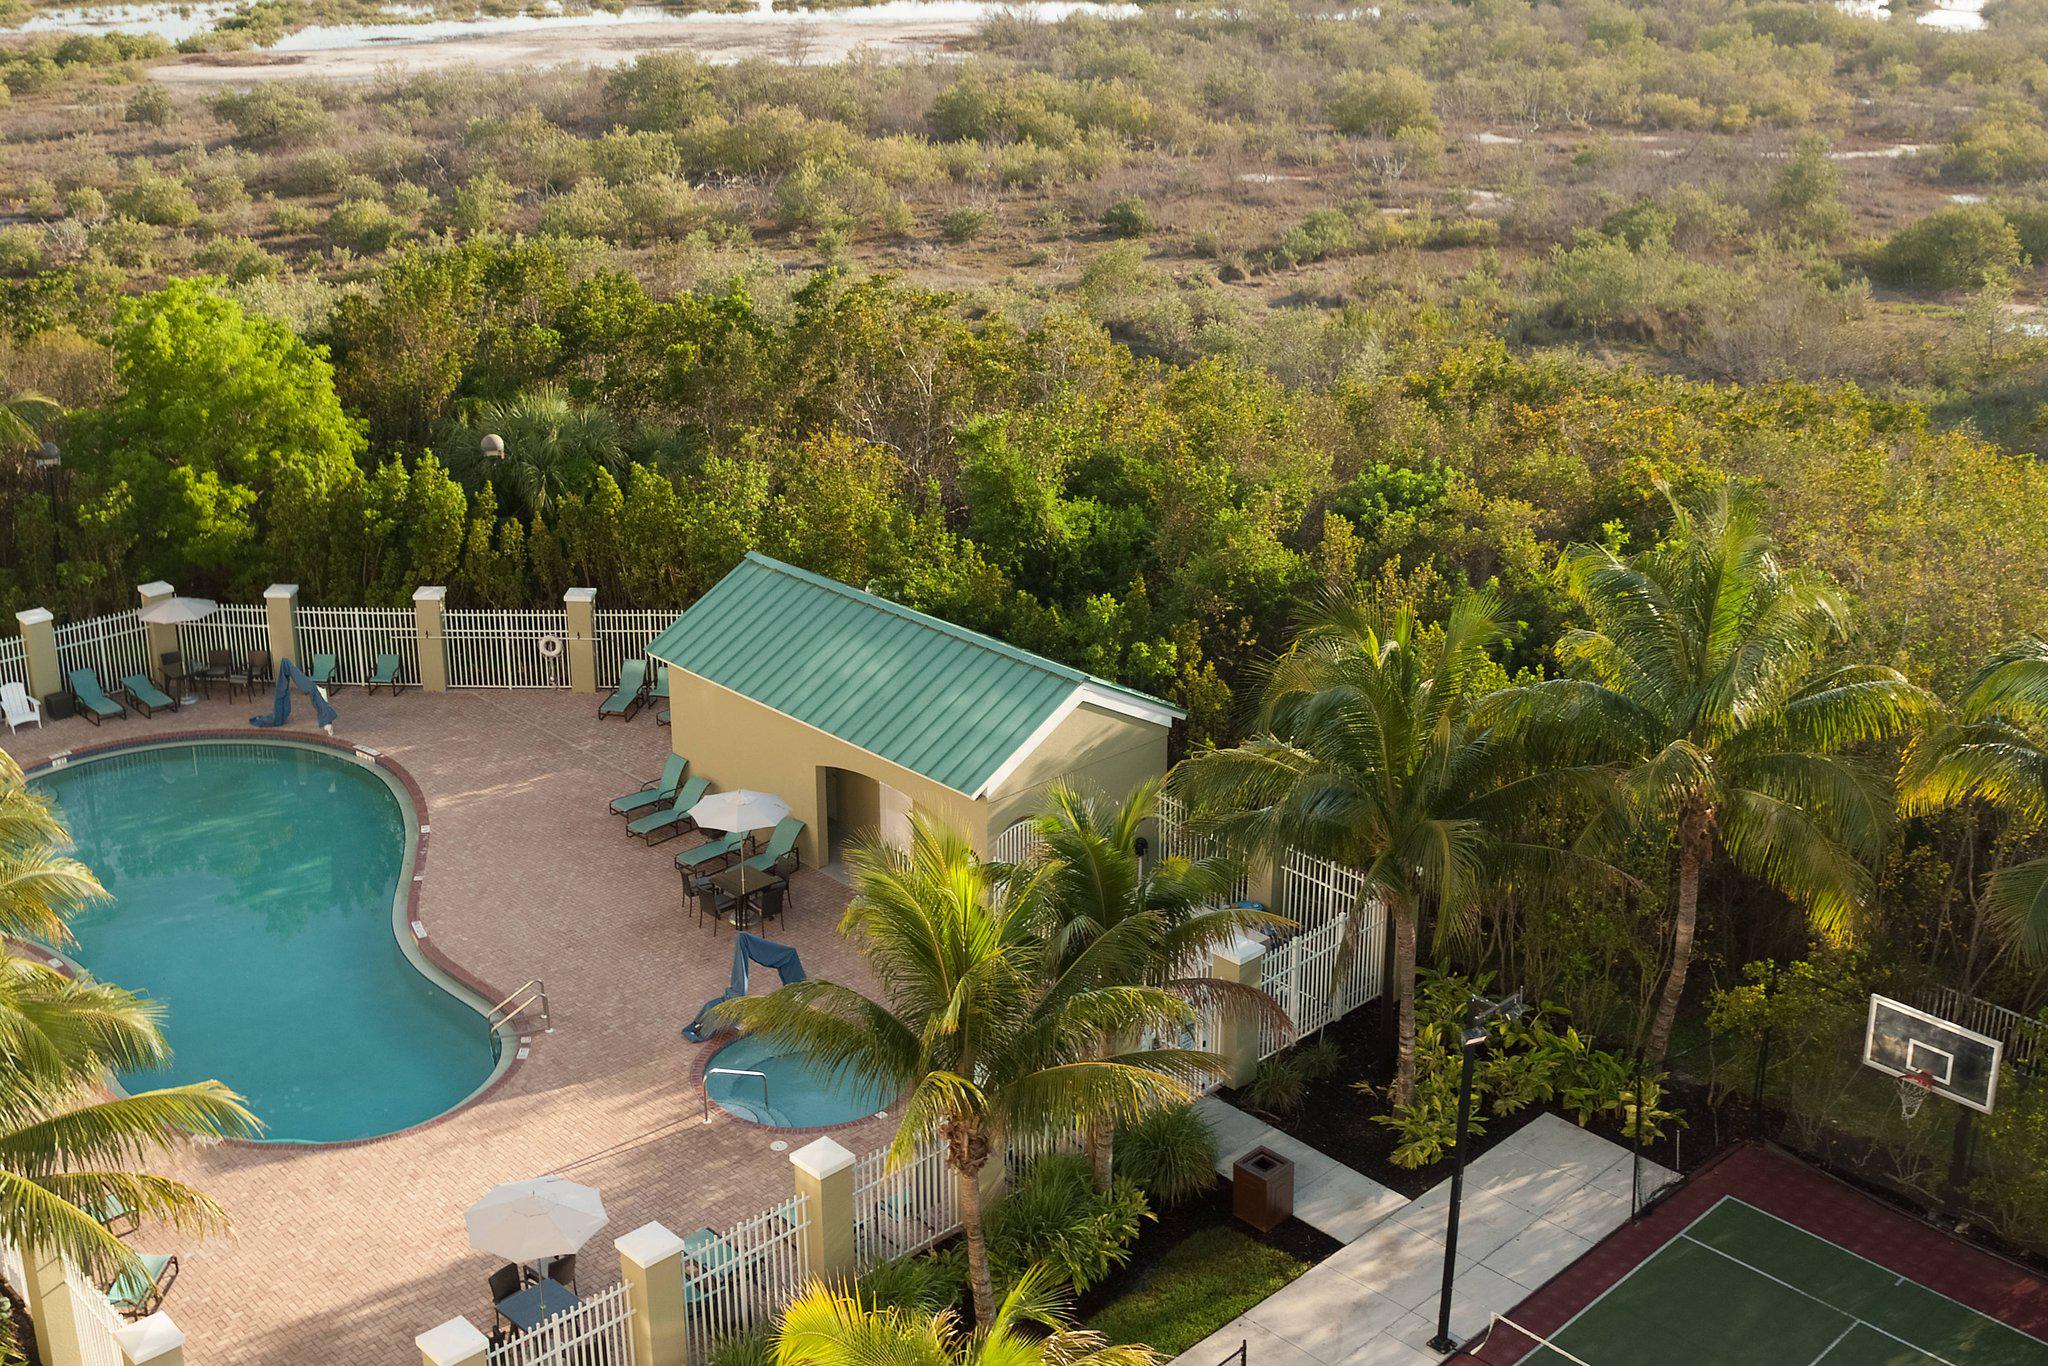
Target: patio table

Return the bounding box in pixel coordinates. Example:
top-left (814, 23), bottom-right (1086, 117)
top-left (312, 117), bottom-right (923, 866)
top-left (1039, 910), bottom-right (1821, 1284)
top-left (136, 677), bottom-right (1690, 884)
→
top-left (711, 865), bottom-right (782, 930)
top-left (497, 1277), bottom-right (580, 1332)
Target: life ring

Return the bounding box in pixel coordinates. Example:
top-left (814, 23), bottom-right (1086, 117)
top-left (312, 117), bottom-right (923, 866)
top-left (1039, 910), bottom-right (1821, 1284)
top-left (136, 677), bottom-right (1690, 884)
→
top-left (538, 634), bottom-right (564, 659)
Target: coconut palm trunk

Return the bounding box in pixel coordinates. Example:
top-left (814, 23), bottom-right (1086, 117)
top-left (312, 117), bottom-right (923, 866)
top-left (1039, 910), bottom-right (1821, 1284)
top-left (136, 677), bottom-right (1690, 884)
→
top-left (1646, 806), bottom-right (1711, 1061)
top-left (955, 1152), bottom-right (996, 1324)
top-left (1389, 896), bottom-right (1420, 1108)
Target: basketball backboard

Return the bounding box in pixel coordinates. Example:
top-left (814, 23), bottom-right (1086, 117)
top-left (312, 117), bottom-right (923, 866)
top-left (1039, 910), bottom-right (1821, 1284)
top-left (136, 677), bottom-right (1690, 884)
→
top-left (1864, 994), bottom-right (2002, 1114)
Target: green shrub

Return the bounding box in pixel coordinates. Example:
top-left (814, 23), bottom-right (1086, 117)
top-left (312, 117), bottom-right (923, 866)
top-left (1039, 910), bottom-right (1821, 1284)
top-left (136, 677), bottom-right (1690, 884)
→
top-left (1271, 207), bottom-right (1354, 266)
top-left (1115, 1103), bottom-right (1217, 1207)
top-left (1329, 67), bottom-right (1437, 137)
top-left (987, 1152), bottom-right (1150, 1293)
top-left (940, 206), bottom-right (993, 242)
top-left (276, 149), bottom-right (350, 197)
top-left (704, 1327), bottom-right (770, 1366)
top-left (125, 82), bottom-right (174, 127)
top-left (1947, 105), bottom-right (2048, 185)
top-left (213, 85), bottom-right (333, 148)
top-left (1875, 205), bottom-right (2026, 290)
top-left (856, 1248), bottom-right (967, 1314)
top-left (1101, 196), bottom-right (1152, 238)
top-left (63, 186), bottom-right (106, 224)
top-left (1602, 198), bottom-right (1677, 248)
top-left (605, 52), bottom-right (714, 131)
top-left (114, 174), bottom-right (199, 228)
top-left (1241, 1037), bottom-right (1342, 1115)
top-left (327, 197), bottom-right (407, 252)
top-left (449, 172), bottom-right (516, 235)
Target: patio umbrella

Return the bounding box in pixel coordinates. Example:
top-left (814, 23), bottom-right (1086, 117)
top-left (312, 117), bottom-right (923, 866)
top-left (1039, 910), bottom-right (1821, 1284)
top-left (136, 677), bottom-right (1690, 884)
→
top-left (464, 1177), bottom-right (608, 1265)
top-left (136, 596), bottom-right (219, 626)
top-left (687, 789), bottom-right (790, 835)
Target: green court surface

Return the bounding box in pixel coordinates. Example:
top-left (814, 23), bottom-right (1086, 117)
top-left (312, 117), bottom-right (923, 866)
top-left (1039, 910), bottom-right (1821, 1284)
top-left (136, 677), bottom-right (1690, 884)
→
top-left (1527, 1198), bottom-right (2048, 1365)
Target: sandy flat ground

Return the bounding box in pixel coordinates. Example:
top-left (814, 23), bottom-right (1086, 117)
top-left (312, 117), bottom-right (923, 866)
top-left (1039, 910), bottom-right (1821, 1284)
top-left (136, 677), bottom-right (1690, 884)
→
top-left (151, 10), bottom-right (978, 85)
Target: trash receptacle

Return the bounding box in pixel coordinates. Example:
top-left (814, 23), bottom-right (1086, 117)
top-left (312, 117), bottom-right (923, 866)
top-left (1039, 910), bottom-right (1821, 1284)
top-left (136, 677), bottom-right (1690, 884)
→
top-left (1232, 1145), bottom-right (1294, 1232)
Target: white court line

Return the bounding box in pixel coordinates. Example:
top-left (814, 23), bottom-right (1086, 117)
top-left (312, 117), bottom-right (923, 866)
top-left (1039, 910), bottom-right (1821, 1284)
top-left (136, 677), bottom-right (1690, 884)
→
top-left (1804, 1321), bottom-right (1857, 1366)
top-left (1675, 1230), bottom-right (1955, 1366)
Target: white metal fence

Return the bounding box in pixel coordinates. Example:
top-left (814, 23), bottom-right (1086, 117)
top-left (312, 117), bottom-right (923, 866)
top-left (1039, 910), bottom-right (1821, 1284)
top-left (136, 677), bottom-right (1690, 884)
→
top-left (445, 609), bottom-right (570, 689)
top-left (294, 607), bottom-right (419, 687)
top-left (0, 635), bottom-right (25, 693)
top-left (989, 819), bottom-right (1044, 865)
top-left (594, 609), bottom-right (672, 690)
top-left (1005, 1121), bottom-right (1086, 1178)
top-left (1258, 905), bottom-right (1385, 1059)
top-left (64, 1262), bottom-right (125, 1366)
top-left (486, 1280), bottom-right (635, 1366)
top-left (1151, 793), bottom-right (1251, 900)
top-left (1280, 846), bottom-right (1368, 933)
top-left (1918, 985), bottom-right (2048, 1073)
top-left (175, 602), bottom-right (270, 670)
top-left (682, 1195), bottom-right (810, 1366)
top-left (854, 1136), bottom-right (962, 1270)
top-left (53, 610), bottom-right (150, 687)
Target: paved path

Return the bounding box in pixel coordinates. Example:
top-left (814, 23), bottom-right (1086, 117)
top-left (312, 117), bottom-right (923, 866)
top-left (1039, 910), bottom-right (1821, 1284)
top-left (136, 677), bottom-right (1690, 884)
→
top-left (1184, 1105), bottom-right (1673, 1365)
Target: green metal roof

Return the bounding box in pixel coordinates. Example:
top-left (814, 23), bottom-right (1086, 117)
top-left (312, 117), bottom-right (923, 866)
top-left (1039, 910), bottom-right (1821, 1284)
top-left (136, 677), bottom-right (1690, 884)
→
top-left (647, 554), bottom-right (1183, 797)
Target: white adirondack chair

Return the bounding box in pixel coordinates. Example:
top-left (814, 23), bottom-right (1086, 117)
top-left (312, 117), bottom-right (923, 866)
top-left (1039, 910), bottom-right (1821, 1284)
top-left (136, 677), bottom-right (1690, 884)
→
top-left (2, 680), bottom-right (41, 733)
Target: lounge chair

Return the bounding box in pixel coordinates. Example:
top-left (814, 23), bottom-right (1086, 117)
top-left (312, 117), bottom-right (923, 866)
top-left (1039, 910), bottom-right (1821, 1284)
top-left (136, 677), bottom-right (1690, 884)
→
top-left (89, 1194), bottom-right (137, 1237)
top-left (68, 670), bottom-right (125, 726)
top-left (105, 1253), bottom-right (177, 1319)
top-left (739, 818), bottom-right (805, 878)
top-left (1, 680), bottom-right (40, 733)
top-left (610, 754), bottom-right (688, 817)
top-left (121, 674), bottom-right (178, 717)
top-left (653, 667), bottom-right (671, 727)
top-left (368, 653), bottom-right (403, 694)
top-left (308, 654), bottom-right (338, 687)
top-left (627, 776), bottom-right (710, 845)
top-left (599, 659), bottom-right (648, 721)
top-left (676, 830), bottom-right (745, 875)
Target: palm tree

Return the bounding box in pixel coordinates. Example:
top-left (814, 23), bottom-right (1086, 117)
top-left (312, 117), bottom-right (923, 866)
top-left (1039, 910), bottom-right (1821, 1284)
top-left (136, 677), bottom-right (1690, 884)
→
top-left (450, 383), bottom-right (623, 519)
top-left (1168, 589), bottom-right (1587, 1109)
top-left (1026, 779), bottom-right (1282, 1188)
top-left (715, 815), bottom-right (1214, 1323)
top-left (1900, 638), bottom-right (2048, 960)
top-left (0, 752), bottom-right (260, 1283)
top-left (0, 388), bottom-right (59, 458)
top-left (774, 1265), bottom-right (1154, 1366)
top-left (1486, 483), bottom-right (1928, 1059)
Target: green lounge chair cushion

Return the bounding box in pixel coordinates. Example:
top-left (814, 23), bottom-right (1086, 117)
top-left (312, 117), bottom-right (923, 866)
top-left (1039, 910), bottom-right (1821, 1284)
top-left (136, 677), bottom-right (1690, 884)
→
top-left (106, 1254), bottom-right (172, 1310)
top-left (611, 754), bottom-right (687, 816)
top-left (626, 776), bottom-right (709, 838)
top-left (370, 654), bottom-right (400, 682)
top-left (676, 831), bottom-right (744, 869)
top-left (122, 675), bottom-right (173, 710)
top-left (741, 817), bottom-right (805, 873)
top-left (310, 655), bottom-right (337, 683)
top-left (68, 670), bottom-right (121, 717)
top-left (600, 659), bottom-right (648, 716)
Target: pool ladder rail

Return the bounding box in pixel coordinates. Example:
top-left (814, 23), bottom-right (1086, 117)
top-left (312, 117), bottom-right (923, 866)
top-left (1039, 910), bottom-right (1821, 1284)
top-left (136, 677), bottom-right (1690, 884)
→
top-left (486, 979), bottom-right (552, 1063)
top-left (702, 1067), bottom-right (769, 1124)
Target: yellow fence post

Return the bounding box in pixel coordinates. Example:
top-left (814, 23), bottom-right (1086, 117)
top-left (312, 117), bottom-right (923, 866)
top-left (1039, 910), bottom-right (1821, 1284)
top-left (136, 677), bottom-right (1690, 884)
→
top-left (790, 1137), bottom-right (856, 1286)
top-left (135, 582), bottom-right (176, 677)
top-left (415, 1318), bottom-right (489, 1366)
top-left (264, 584), bottom-right (300, 669)
top-left (564, 588), bottom-right (597, 694)
top-left (113, 1314), bottom-right (184, 1366)
top-left (15, 609), bottom-right (60, 705)
top-left (413, 587), bottom-right (448, 692)
top-left (20, 1250), bottom-right (83, 1366)
top-left (617, 1222), bottom-right (688, 1366)
top-left (1210, 932), bottom-right (1269, 1088)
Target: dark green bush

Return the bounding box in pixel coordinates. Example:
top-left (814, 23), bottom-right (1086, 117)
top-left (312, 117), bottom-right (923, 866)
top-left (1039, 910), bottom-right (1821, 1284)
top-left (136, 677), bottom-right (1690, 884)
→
top-left (857, 1247), bottom-right (967, 1313)
top-left (1101, 197), bottom-right (1152, 239)
top-left (988, 1152), bottom-right (1150, 1293)
top-left (1115, 1103), bottom-right (1218, 1207)
top-left (1875, 205), bottom-right (2026, 290)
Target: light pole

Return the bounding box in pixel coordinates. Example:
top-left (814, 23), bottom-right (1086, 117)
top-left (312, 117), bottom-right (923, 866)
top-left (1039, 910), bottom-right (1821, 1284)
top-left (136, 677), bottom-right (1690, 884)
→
top-left (1428, 991), bottom-right (1523, 1354)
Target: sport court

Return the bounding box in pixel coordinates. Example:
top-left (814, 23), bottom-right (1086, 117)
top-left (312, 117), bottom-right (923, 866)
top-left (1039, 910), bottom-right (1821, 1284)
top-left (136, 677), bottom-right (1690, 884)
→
top-left (1515, 1195), bottom-right (2048, 1365)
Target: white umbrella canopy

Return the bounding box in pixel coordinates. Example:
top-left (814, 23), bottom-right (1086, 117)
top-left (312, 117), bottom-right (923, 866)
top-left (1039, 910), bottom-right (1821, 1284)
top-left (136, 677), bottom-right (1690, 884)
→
top-left (687, 789), bottom-right (791, 834)
top-left (137, 597), bottom-right (219, 626)
top-left (464, 1177), bottom-right (608, 1264)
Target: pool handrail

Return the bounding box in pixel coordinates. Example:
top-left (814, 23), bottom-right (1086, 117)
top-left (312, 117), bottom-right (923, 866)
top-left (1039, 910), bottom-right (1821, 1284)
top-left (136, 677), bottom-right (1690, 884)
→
top-left (486, 979), bottom-right (551, 1062)
top-left (703, 1066), bottom-right (769, 1124)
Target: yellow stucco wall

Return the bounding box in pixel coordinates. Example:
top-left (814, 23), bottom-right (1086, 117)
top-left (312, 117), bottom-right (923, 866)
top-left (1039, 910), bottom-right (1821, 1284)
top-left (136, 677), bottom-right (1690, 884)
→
top-left (663, 668), bottom-right (987, 868)
top-left (984, 701), bottom-right (1173, 839)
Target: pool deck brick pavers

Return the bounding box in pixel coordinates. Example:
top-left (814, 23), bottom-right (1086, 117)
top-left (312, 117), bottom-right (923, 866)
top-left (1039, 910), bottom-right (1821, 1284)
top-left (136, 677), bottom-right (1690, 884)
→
top-left (1179, 1103), bottom-right (1667, 1366)
top-left (5, 690), bottom-right (892, 1364)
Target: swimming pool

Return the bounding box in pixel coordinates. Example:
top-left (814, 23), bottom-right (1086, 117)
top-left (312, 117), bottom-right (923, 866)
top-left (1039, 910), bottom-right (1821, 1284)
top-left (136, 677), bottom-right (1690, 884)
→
top-left (31, 740), bottom-right (504, 1143)
top-left (704, 1033), bottom-right (892, 1128)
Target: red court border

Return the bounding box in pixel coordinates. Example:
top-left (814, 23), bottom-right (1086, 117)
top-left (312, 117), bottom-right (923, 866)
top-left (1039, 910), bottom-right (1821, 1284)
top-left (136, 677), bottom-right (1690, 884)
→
top-left (1458, 1143), bottom-right (2048, 1362)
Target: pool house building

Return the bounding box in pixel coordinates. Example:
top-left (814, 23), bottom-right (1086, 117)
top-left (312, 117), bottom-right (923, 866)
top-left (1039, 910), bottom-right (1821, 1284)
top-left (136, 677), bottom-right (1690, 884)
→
top-left (645, 553), bottom-right (1185, 870)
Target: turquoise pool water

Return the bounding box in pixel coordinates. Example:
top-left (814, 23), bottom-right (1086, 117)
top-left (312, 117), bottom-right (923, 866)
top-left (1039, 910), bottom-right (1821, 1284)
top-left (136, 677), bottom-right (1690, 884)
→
top-left (32, 741), bottom-right (499, 1143)
top-left (705, 1033), bottom-right (892, 1128)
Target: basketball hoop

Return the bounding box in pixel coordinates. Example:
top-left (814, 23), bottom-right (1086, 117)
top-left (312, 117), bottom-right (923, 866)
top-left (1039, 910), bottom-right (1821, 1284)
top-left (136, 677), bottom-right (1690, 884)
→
top-left (1897, 1069), bottom-right (1935, 1120)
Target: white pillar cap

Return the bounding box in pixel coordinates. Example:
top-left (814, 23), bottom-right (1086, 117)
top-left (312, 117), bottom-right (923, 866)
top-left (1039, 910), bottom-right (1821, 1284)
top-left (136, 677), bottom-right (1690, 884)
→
top-left (15, 608), bottom-right (52, 626)
top-left (113, 1313), bottom-right (185, 1363)
top-left (413, 586), bottom-right (449, 603)
top-left (790, 1135), bottom-right (856, 1180)
top-left (1217, 931), bottom-right (1267, 966)
top-left (416, 1317), bottom-right (489, 1363)
top-left (264, 583), bottom-right (300, 600)
top-left (616, 1220), bottom-right (687, 1268)
top-left (564, 587), bottom-right (598, 603)
top-left (136, 581), bottom-right (174, 600)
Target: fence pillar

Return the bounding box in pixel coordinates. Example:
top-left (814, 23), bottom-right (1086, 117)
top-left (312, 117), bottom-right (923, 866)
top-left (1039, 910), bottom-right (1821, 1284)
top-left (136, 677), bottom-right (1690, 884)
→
top-left (415, 1317), bottom-right (488, 1366)
top-left (1210, 932), bottom-right (1269, 1088)
top-left (21, 1250), bottom-right (83, 1366)
top-left (16, 609), bottom-right (61, 704)
top-left (264, 584), bottom-right (300, 669)
top-left (564, 588), bottom-right (597, 694)
top-left (617, 1222), bottom-right (688, 1366)
top-left (136, 582), bottom-right (177, 676)
top-left (413, 587), bottom-right (448, 693)
top-left (789, 1137), bottom-right (855, 1286)
top-left (112, 1314), bottom-right (183, 1366)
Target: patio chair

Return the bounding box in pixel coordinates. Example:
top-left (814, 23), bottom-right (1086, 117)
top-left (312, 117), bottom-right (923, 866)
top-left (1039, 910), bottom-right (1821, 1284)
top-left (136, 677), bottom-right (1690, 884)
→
top-left (308, 654), bottom-right (338, 688)
top-left (68, 670), bottom-right (125, 726)
top-left (598, 659), bottom-right (648, 721)
top-left (121, 674), bottom-right (178, 717)
top-left (228, 649), bottom-right (273, 694)
top-left (627, 776), bottom-right (710, 845)
top-left (105, 1253), bottom-right (177, 1320)
top-left (198, 648), bottom-right (233, 697)
top-left (756, 880), bottom-right (786, 926)
top-left (488, 1262), bottom-right (524, 1334)
top-left (1, 680), bottom-right (40, 733)
top-left (158, 650), bottom-right (193, 694)
top-left (547, 1254), bottom-right (577, 1294)
top-left (676, 831), bottom-right (745, 876)
top-left (368, 653), bottom-right (403, 694)
top-left (739, 818), bottom-right (805, 879)
top-left (609, 754), bottom-right (688, 817)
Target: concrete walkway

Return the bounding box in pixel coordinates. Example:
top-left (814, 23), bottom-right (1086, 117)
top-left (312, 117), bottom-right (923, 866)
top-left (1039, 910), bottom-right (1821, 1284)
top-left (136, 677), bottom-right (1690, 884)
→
top-left (1183, 1105), bottom-right (1673, 1365)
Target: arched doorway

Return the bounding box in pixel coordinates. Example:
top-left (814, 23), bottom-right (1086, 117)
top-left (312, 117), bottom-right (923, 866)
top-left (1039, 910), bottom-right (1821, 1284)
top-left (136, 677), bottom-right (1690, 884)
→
top-left (823, 766), bottom-right (913, 868)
